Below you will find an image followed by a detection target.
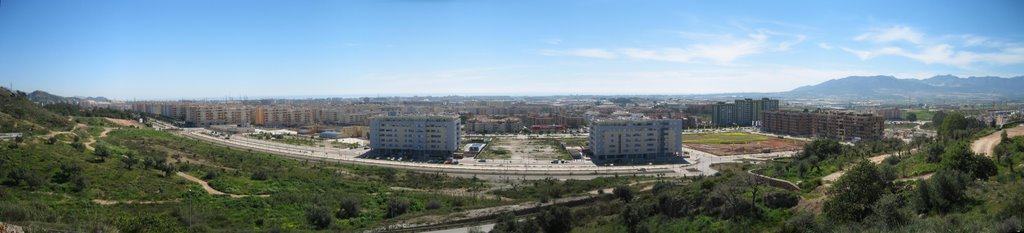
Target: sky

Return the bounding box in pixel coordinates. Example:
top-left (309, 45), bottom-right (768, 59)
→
top-left (1, 0), bottom-right (1023, 100)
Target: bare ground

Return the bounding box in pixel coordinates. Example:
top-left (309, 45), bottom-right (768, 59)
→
top-left (971, 125), bottom-right (1024, 156)
top-left (685, 138), bottom-right (806, 156)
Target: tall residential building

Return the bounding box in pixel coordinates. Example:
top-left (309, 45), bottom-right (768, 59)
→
top-left (712, 98), bottom-right (779, 126)
top-left (588, 119), bottom-right (682, 162)
top-left (369, 115), bottom-right (461, 158)
top-left (762, 110), bottom-right (884, 141)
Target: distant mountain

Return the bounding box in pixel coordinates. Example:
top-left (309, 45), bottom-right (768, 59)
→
top-left (27, 90), bottom-right (113, 105)
top-left (785, 75), bottom-right (1024, 101)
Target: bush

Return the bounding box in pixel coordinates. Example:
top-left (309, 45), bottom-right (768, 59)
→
top-left (336, 197), bottom-right (360, 219)
top-left (613, 185), bottom-right (634, 203)
top-left (537, 206), bottom-right (573, 233)
top-left (764, 190), bottom-right (799, 209)
top-left (426, 200), bottom-right (442, 210)
top-left (251, 170), bottom-right (269, 181)
top-left (305, 205), bottom-right (333, 230)
top-left (386, 199), bottom-right (411, 218)
top-left (203, 169), bottom-right (220, 180)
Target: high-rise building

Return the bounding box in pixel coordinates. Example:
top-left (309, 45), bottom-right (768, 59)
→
top-left (369, 115), bottom-right (461, 158)
top-left (588, 119), bottom-right (682, 162)
top-left (712, 98), bottom-right (779, 126)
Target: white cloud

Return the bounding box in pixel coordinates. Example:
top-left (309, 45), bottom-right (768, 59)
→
top-left (842, 44), bottom-right (1024, 69)
top-left (818, 42), bottom-right (834, 50)
top-left (854, 25), bottom-right (923, 44)
top-left (843, 26), bottom-right (1024, 68)
top-left (539, 49), bottom-right (617, 59)
top-left (544, 38), bottom-right (563, 45)
top-left (541, 31), bottom-right (804, 64)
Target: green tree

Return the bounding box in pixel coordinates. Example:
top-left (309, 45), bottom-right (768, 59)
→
top-left (941, 143), bottom-right (997, 180)
top-left (537, 206), bottom-right (573, 233)
top-left (905, 112), bottom-right (918, 121)
top-left (613, 185), bottom-right (635, 203)
top-left (823, 161), bottom-right (884, 222)
top-left (866, 193), bottom-right (908, 229)
top-left (932, 111), bottom-right (947, 127)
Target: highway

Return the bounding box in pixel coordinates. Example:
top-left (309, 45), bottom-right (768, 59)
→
top-left (174, 128), bottom-right (796, 180)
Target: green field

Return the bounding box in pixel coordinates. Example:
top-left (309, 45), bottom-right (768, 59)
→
top-left (683, 132), bottom-right (773, 144)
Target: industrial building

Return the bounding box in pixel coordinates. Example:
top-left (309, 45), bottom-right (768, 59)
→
top-left (712, 98), bottom-right (779, 126)
top-left (761, 110), bottom-right (885, 141)
top-left (588, 119), bottom-right (683, 162)
top-left (369, 115), bottom-right (461, 158)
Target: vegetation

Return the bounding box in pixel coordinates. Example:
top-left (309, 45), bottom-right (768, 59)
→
top-left (683, 132), bottom-right (772, 144)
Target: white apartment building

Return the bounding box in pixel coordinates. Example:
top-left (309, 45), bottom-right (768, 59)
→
top-left (588, 119), bottom-right (682, 162)
top-left (369, 115), bottom-right (461, 158)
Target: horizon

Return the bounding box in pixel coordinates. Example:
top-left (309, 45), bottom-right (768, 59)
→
top-left (2, 1), bottom-right (1023, 100)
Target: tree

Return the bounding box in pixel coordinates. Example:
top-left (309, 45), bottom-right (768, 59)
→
top-left (536, 206), bottom-right (573, 233)
top-left (121, 156), bottom-right (140, 170)
top-left (932, 111), bottom-right (947, 127)
top-left (823, 161), bottom-right (884, 222)
top-left (622, 202), bottom-right (647, 233)
top-left (938, 112), bottom-right (969, 140)
top-left (47, 137), bottom-right (58, 145)
top-left (905, 112), bottom-right (918, 122)
top-left (866, 193), bottom-right (908, 229)
top-left (914, 169), bottom-right (971, 214)
top-left (305, 205), bottom-right (333, 230)
top-left (613, 185), bottom-right (635, 203)
top-left (941, 143), bottom-right (997, 180)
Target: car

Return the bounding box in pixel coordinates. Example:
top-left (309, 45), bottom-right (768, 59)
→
top-left (478, 159), bottom-right (487, 163)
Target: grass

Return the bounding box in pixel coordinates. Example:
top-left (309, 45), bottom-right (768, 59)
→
top-left (683, 132), bottom-right (772, 144)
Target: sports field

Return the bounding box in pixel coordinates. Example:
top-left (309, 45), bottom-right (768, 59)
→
top-left (683, 132), bottom-right (772, 144)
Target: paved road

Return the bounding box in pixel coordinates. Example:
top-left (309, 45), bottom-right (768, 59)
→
top-left (174, 128), bottom-right (795, 180)
top-left (972, 125), bottom-right (1024, 156)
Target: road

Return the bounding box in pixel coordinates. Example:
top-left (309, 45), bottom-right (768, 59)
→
top-left (173, 128), bottom-right (795, 180)
top-left (971, 124), bottom-right (1024, 156)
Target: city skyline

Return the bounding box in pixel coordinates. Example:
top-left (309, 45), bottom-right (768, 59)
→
top-left (1, 0), bottom-right (1023, 100)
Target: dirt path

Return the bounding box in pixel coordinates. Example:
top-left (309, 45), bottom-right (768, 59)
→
top-left (176, 172), bottom-right (269, 198)
top-left (82, 127), bottom-right (113, 151)
top-left (821, 152), bottom-right (897, 185)
top-left (105, 117), bottom-right (145, 127)
top-left (972, 125), bottom-right (1024, 156)
top-left (92, 199), bottom-right (180, 205)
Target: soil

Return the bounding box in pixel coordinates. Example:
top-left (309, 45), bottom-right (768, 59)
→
top-left (684, 138), bottom-right (807, 156)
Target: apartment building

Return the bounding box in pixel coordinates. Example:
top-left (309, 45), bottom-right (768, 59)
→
top-left (588, 119), bottom-right (682, 162)
top-left (465, 116), bottom-right (524, 134)
top-left (369, 115), bottom-right (461, 158)
top-left (712, 98), bottom-right (779, 126)
top-left (184, 105), bottom-right (251, 127)
top-left (761, 110), bottom-right (884, 141)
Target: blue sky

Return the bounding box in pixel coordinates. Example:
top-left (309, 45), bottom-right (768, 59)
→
top-left (1, 0), bottom-right (1022, 100)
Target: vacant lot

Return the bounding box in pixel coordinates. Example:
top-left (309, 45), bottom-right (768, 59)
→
top-left (684, 132), bottom-right (806, 156)
top-left (477, 137), bottom-right (572, 160)
top-left (683, 132), bottom-right (772, 144)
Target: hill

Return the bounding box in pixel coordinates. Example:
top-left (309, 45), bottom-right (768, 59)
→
top-left (785, 75), bottom-right (1024, 101)
top-left (0, 88), bottom-right (73, 134)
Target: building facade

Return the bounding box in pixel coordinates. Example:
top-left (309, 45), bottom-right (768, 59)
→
top-left (588, 119), bottom-right (683, 162)
top-left (369, 115), bottom-right (461, 158)
top-left (712, 98), bottom-right (779, 126)
top-left (761, 110), bottom-right (884, 141)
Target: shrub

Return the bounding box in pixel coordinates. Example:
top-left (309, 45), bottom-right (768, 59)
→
top-left (764, 190), bottom-right (799, 209)
top-left (336, 197), bottom-right (360, 219)
top-left (426, 200), bottom-right (442, 210)
top-left (613, 185), bottom-right (634, 203)
top-left (305, 205), bottom-right (333, 230)
top-left (386, 199), bottom-right (411, 218)
top-left (251, 170), bottom-right (269, 181)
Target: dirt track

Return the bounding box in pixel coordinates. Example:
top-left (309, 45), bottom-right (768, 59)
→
top-left (971, 125), bottom-right (1024, 156)
top-left (176, 172), bottom-right (269, 198)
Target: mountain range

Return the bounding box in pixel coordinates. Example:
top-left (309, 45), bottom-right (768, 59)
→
top-left (783, 75), bottom-right (1024, 102)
